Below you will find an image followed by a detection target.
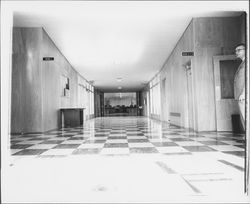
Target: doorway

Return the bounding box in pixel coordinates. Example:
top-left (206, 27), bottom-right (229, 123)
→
top-left (213, 55), bottom-right (242, 131)
top-left (161, 78), bottom-right (168, 121)
top-left (104, 92), bottom-right (137, 116)
top-left (146, 92), bottom-right (150, 117)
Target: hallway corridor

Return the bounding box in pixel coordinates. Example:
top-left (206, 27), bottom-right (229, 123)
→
top-left (6, 117), bottom-right (247, 202)
top-left (1, 1), bottom-right (249, 202)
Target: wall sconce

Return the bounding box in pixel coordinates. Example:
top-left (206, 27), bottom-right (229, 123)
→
top-left (185, 65), bottom-right (191, 70)
top-left (183, 61), bottom-right (191, 71)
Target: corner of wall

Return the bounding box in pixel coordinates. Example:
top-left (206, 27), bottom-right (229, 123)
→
top-left (191, 17), bottom-right (199, 132)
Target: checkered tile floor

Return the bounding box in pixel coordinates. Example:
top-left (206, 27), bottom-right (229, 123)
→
top-left (10, 117), bottom-right (245, 157)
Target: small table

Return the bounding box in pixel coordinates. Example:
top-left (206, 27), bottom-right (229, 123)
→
top-left (60, 108), bottom-right (85, 128)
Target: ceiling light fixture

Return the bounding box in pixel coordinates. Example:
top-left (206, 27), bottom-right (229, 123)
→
top-left (116, 77), bottom-right (122, 82)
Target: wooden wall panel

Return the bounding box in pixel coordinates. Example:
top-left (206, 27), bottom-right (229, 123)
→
top-left (41, 29), bottom-right (79, 132)
top-left (156, 20), bottom-right (194, 128)
top-left (11, 27), bottom-right (89, 133)
top-left (149, 15), bottom-right (245, 131)
top-left (193, 16), bottom-right (242, 131)
top-left (11, 28), bottom-right (43, 133)
top-left (94, 89), bottom-right (104, 117)
top-left (194, 17), bottom-right (240, 50)
top-left (193, 47), bottom-right (221, 131)
top-left (239, 13), bottom-right (246, 44)
top-left (41, 30), bottom-right (61, 132)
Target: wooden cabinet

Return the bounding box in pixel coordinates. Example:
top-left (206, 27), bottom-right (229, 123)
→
top-left (60, 108), bottom-right (84, 128)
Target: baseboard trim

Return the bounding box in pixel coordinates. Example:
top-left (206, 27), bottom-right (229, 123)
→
top-left (10, 127), bottom-right (61, 135)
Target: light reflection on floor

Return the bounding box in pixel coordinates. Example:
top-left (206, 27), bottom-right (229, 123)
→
top-left (3, 117), bottom-right (249, 203)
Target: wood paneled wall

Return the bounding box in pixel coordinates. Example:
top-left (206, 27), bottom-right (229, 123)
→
top-left (148, 14), bottom-right (245, 131)
top-left (11, 28), bottom-right (43, 133)
top-left (94, 89), bottom-right (104, 117)
top-left (193, 16), bottom-right (243, 131)
top-left (154, 20), bottom-right (194, 128)
top-left (41, 29), bottom-right (79, 132)
top-left (239, 12), bottom-right (246, 44)
top-left (11, 28), bottom-right (91, 134)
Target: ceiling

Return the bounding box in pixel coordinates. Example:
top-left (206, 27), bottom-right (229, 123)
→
top-left (9, 1), bottom-right (247, 92)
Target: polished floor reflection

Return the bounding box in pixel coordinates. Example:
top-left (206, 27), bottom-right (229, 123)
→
top-left (5, 117), bottom-right (248, 203)
top-left (11, 117), bottom-right (245, 157)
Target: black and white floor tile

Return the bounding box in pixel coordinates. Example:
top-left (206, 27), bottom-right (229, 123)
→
top-left (7, 117), bottom-right (247, 201)
top-left (10, 117), bottom-right (245, 158)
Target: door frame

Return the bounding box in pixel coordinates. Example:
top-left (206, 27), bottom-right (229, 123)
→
top-left (213, 54), bottom-right (239, 131)
top-left (160, 78), bottom-right (167, 122)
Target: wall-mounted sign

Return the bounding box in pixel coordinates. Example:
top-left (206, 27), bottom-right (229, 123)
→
top-left (43, 57), bottom-right (54, 61)
top-left (182, 52), bottom-right (194, 56)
